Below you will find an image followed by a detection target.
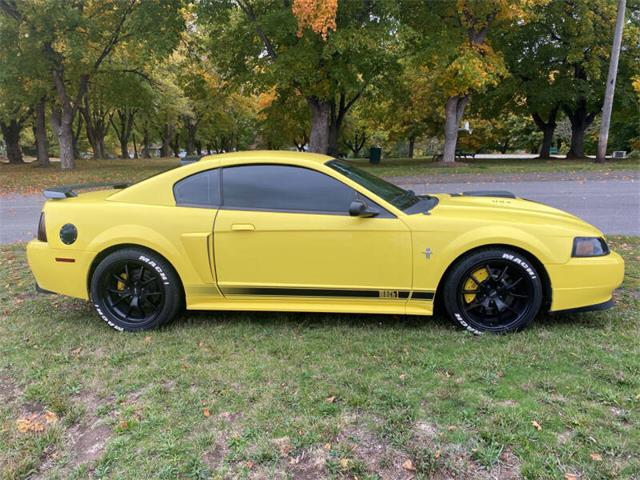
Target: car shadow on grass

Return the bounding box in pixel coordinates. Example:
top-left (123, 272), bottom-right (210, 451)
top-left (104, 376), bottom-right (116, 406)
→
top-left (179, 309), bottom-right (457, 331)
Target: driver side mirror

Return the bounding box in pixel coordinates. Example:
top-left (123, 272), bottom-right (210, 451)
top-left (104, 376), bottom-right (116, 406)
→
top-left (349, 200), bottom-right (379, 218)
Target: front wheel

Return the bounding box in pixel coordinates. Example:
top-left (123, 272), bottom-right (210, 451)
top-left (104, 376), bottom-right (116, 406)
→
top-left (90, 248), bottom-right (183, 332)
top-left (442, 249), bottom-right (543, 334)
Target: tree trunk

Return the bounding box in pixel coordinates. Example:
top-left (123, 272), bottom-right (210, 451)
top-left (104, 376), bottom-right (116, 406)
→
top-left (110, 109), bottom-right (136, 159)
top-left (171, 133), bottom-right (180, 157)
top-left (142, 128), bottom-right (151, 158)
top-left (50, 67), bottom-right (87, 170)
top-left (185, 117), bottom-right (197, 155)
top-left (196, 141), bottom-right (202, 156)
top-left (82, 97), bottom-right (99, 160)
top-left (442, 95), bottom-right (469, 163)
top-left (160, 124), bottom-right (172, 157)
top-left (307, 96), bottom-right (331, 154)
top-left (532, 107), bottom-right (559, 160)
top-left (72, 114), bottom-right (83, 160)
top-left (51, 106), bottom-right (75, 170)
top-left (34, 97), bottom-right (50, 167)
top-left (567, 123), bottom-right (588, 159)
top-left (132, 132), bottom-right (138, 159)
top-left (539, 126), bottom-right (554, 159)
top-left (81, 95), bottom-right (110, 160)
top-left (1, 119), bottom-right (24, 164)
top-left (596, 0), bottom-right (626, 163)
top-left (564, 104), bottom-right (597, 160)
top-left (408, 135), bottom-right (415, 159)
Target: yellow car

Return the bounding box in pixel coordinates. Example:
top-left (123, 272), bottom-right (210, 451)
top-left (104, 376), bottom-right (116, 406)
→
top-left (27, 151), bottom-right (624, 333)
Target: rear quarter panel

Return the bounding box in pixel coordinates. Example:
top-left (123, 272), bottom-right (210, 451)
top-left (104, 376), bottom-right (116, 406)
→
top-left (40, 198), bottom-right (219, 304)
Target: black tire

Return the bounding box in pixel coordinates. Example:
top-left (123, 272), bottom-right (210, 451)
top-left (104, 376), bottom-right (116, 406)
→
top-left (90, 248), bottom-right (183, 332)
top-left (442, 248), bottom-right (543, 334)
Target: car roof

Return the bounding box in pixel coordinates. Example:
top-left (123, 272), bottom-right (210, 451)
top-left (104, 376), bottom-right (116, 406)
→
top-left (199, 150), bottom-right (333, 165)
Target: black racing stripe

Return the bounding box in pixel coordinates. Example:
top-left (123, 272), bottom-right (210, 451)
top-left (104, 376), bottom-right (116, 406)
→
top-left (411, 291), bottom-right (435, 300)
top-left (221, 287), bottom-right (411, 299)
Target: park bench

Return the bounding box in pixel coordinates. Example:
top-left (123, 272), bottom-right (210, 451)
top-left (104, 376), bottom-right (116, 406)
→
top-left (432, 150), bottom-right (476, 161)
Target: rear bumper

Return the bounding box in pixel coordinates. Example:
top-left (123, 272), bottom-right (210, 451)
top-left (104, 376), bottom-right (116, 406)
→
top-left (548, 251), bottom-right (624, 312)
top-left (27, 240), bottom-right (92, 300)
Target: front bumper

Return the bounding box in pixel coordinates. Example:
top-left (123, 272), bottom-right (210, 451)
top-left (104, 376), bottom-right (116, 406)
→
top-left (552, 298), bottom-right (615, 315)
top-left (547, 251), bottom-right (625, 312)
top-left (27, 240), bottom-right (93, 300)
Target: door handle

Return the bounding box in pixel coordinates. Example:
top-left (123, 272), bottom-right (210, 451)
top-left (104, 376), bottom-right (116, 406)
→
top-left (231, 223), bottom-right (255, 231)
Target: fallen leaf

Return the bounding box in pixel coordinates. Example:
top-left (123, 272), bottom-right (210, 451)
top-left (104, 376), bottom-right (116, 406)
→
top-left (590, 453), bottom-right (603, 461)
top-left (203, 408), bottom-right (210, 417)
top-left (402, 459), bottom-right (416, 471)
top-left (16, 411), bottom-right (58, 433)
top-left (324, 443), bottom-right (332, 450)
top-left (447, 425), bottom-right (458, 431)
top-left (564, 474), bottom-right (578, 480)
top-left (532, 420), bottom-right (542, 431)
top-left (246, 460), bottom-right (254, 469)
top-left (325, 395), bottom-right (336, 403)
top-left (339, 458), bottom-right (350, 470)
top-left (144, 336), bottom-right (152, 343)
top-left (43, 411), bottom-right (58, 424)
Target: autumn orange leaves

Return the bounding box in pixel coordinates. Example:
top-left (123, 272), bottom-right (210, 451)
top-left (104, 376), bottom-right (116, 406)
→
top-left (292, 0), bottom-right (338, 40)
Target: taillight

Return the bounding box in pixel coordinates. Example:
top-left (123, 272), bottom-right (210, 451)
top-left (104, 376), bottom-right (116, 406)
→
top-left (37, 212), bottom-right (47, 242)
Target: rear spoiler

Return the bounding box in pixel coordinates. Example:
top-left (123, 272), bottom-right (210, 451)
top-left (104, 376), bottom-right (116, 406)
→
top-left (43, 182), bottom-right (130, 199)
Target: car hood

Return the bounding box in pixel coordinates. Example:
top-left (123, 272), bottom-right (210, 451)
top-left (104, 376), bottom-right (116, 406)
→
top-left (429, 193), bottom-right (602, 236)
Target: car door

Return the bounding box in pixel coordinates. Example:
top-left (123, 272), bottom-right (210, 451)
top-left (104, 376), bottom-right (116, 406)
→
top-left (213, 164), bottom-right (413, 308)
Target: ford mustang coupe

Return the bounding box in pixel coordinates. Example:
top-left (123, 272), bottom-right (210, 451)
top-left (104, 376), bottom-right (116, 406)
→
top-left (27, 151), bottom-right (624, 333)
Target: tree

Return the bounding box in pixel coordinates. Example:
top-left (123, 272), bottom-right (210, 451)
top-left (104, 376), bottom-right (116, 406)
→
top-left (1, 0), bottom-right (184, 169)
top-left (0, 1), bottom-right (51, 165)
top-left (257, 88), bottom-right (310, 150)
top-left (363, 63), bottom-right (443, 158)
top-left (200, 0), bottom-right (399, 154)
top-left (402, 1), bottom-right (535, 162)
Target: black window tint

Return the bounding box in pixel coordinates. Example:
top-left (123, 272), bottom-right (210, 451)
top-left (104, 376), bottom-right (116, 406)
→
top-left (174, 169), bottom-right (220, 207)
top-left (222, 165), bottom-right (356, 213)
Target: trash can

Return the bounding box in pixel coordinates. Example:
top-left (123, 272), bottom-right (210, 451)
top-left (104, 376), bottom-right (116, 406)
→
top-left (369, 147), bottom-right (382, 164)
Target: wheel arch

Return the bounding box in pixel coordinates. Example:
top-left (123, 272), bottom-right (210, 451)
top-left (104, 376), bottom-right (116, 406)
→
top-left (87, 243), bottom-right (186, 302)
top-left (433, 243), bottom-right (552, 316)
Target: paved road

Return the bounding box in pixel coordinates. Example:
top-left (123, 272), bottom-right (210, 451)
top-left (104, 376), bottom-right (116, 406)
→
top-left (1, 178), bottom-right (638, 244)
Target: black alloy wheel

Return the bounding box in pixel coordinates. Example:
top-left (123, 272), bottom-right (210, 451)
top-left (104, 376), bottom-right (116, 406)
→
top-left (91, 248), bottom-right (182, 331)
top-left (443, 249), bottom-right (543, 333)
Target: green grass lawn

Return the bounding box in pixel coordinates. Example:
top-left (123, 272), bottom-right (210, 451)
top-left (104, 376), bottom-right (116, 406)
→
top-left (0, 238), bottom-right (639, 480)
top-left (349, 156), bottom-right (640, 178)
top-left (1, 155), bottom-right (638, 196)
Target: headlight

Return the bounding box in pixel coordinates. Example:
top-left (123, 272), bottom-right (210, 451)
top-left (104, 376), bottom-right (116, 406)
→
top-left (572, 237), bottom-right (609, 257)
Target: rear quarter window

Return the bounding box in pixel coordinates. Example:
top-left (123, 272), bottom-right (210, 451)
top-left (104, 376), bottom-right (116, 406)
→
top-left (173, 169), bottom-right (221, 207)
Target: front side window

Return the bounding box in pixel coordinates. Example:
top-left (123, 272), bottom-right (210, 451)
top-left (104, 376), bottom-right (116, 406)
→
top-left (174, 169), bottom-right (221, 207)
top-left (221, 164), bottom-right (357, 214)
top-left (327, 159), bottom-right (423, 211)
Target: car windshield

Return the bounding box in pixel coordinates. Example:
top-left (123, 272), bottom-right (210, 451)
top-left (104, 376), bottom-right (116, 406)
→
top-left (327, 159), bottom-right (423, 210)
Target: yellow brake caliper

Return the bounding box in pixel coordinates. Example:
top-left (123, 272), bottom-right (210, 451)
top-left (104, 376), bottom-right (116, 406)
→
top-left (464, 267), bottom-right (490, 303)
top-left (117, 273), bottom-right (127, 291)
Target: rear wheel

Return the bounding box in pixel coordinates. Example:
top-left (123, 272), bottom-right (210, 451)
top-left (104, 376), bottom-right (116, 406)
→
top-left (90, 248), bottom-right (182, 331)
top-left (442, 249), bottom-right (543, 333)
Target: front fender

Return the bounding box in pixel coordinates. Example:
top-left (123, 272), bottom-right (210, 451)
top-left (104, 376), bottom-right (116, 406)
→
top-left (411, 224), bottom-right (571, 292)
